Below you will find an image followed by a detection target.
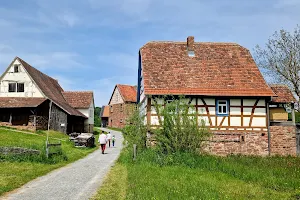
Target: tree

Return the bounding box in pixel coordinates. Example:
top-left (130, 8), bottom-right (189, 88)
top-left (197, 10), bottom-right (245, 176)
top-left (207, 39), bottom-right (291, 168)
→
top-left (94, 107), bottom-right (101, 127)
top-left (255, 25), bottom-right (300, 104)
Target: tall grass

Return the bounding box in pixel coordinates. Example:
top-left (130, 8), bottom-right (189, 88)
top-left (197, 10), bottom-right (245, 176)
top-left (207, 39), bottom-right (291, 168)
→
top-left (95, 147), bottom-right (300, 199)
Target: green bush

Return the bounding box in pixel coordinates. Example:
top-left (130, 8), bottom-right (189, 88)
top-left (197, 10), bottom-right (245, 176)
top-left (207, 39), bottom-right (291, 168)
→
top-left (153, 97), bottom-right (211, 154)
top-left (288, 111), bottom-right (300, 123)
top-left (123, 108), bottom-right (147, 151)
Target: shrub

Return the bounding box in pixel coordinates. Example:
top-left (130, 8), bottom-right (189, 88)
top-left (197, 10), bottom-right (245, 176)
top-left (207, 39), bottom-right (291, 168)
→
top-left (123, 107), bottom-right (147, 151)
top-left (153, 96), bottom-right (211, 154)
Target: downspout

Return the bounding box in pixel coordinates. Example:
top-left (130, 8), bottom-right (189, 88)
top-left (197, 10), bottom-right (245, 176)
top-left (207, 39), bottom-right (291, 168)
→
top-left (266, 101), bottom-right (271, 156)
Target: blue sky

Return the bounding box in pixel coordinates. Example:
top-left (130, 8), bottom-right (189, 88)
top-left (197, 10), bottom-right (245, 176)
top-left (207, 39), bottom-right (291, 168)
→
top-left (0, 0), bottom-right (299, 106)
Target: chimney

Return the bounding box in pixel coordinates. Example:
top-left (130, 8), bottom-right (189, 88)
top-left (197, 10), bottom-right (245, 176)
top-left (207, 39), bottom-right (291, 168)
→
top-left (187, 36), bottom-right (194, 51)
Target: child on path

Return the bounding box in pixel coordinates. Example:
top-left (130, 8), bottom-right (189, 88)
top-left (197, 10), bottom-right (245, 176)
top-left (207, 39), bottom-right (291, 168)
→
top-left (98, 131), bottom-right (107, 154)
top-left (112, 135), bottom-right (116, 147)
top-left (106, 132), bottom-right (112, 147)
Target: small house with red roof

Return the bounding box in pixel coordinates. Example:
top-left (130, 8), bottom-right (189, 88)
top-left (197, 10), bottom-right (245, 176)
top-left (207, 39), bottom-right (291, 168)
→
top-left (100, 105), bottom-right (110, 127)
top-left (108, 84), bottom-right (137, 128)
top-left (62, 91), bottom-right (94, 132)
top-left (137, 36), bottom-right (298, 156)
top-left (0, 57), bottom-right (94, 134)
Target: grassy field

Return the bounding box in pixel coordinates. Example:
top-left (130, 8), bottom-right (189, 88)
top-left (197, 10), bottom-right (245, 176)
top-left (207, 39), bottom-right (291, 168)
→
top-left (93, 148), bottom-right (300, 200)
top-left (0, 128), bottom-right (99, 195)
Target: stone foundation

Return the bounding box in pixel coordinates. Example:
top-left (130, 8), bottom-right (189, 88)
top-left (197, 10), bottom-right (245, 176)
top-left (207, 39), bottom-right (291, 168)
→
top-left (0, 122), bottom-right (36, 131)
top-left (270, 125), bottom-right (296, 156)
top-left (204, 131), bottom-right (269, 156)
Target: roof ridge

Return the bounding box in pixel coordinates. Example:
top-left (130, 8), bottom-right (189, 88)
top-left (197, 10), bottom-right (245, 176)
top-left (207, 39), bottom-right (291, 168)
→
top-left (144, 41), bottom-right (240, 45)
top-left (117, 84), bottom-right (135, 86)
top-left (17, 57), bottom-right (58, 82)
top-left (63, 91), bottom-right (93, 93)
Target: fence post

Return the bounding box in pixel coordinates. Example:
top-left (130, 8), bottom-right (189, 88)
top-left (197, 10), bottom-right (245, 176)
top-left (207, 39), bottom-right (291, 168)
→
top-left (46, 140), bottom-right (49, 158)
top-left (133, 144), bottom-right (137, 160)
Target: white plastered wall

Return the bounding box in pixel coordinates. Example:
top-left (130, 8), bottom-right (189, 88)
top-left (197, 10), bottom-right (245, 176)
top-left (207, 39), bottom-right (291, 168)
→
top-left (0, 59), bottom-right (44, 97)
top-left (109, 87), bottom-right (124, 105)
top-left (77, 101), bottom-right (94, 125)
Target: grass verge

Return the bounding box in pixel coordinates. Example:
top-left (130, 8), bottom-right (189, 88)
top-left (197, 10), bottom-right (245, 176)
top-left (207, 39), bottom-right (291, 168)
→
top-left (93, 148), bottom-right (300, 200)
top-left (0, 128), bottom-right (97, 195)
top-left (91, 163), bottom-right (127, 200)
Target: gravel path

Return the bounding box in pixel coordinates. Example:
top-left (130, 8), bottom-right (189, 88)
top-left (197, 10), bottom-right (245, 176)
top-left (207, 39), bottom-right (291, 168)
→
top-left (2, 128), bottom-right (123, 200)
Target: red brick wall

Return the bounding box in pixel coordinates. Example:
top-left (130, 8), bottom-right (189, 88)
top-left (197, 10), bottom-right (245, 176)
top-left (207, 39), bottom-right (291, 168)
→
top-left (204, 131), bottom-right (269, 156)
top-left (270, 126), bottom-right (296, 156)
top-left (108, 103), bottom-right (136, 128)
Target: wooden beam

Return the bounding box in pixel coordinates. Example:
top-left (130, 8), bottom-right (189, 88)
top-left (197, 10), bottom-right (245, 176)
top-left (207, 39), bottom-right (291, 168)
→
top-left (249, 99), bottom-right (260, 127)
top-left (147, 98), bottom-right (151, 126)
top-left (241, 99), bottom-right (243, 127)
top-left (200, 98), bottom-right (213, 126)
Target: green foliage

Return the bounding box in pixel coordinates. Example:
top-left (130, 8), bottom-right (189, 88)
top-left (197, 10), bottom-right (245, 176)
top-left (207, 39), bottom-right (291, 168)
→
top-left (122, 108), bottom-right (147, 150)
top-left (94, 106), bottom-right (101, 127)
top-left (288, 111), bottom-right (300, 123)
top-left (96, 148), bottom-right (300, 199)
top-left (0, 128), bottom-right (97, 195)
top-left (153, 97), bottom-right (211, 154)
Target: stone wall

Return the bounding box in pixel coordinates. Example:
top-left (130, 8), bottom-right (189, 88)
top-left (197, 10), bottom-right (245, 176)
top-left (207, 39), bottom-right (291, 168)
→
top-left (108, 103), bottom-right (136, 128)
top-left (204, 131), bottom-right (269, 156)
top-left (0, 147), bottom-right (40, 155)
top-left (270, 125), bottom-right (296, 156)
top-left (0, 122), bottom-right (36, 131)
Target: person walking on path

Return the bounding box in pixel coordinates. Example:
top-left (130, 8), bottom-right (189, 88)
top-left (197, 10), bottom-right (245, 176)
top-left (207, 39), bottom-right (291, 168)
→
top-left (112, 135), bottom-right (116, 147)
top-left (98, 131), bottom-right (107, 154)
top-left (106, 132), bottom-right (112, 147)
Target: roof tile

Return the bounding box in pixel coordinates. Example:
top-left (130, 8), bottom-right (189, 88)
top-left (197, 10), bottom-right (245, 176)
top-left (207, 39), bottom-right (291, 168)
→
top-left (63, 91), bottom-right (93, 109)
top-left (270, 84), bottom-right (296, 103)
top-left (140, 40), bottom-right (275, 97)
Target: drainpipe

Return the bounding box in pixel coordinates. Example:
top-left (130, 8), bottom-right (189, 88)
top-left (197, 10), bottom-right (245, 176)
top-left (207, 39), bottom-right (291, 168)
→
top-left (266, 101), bottom-right (271, 156)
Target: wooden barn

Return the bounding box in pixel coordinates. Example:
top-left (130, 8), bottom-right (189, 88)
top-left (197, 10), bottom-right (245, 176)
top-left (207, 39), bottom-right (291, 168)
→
top-left (0, 57), bottom-right (94, 134)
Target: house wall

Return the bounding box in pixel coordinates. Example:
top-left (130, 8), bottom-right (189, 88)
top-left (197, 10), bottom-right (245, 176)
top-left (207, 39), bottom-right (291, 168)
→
top-left (108, 103), bottom-right (136, 128)
top-left (77, 101), bottom-right (94, 132)
top-left (203, 131), bottom-right (269, 156)
top-left (270, 125), bottom-right (296, 156)
top-left (50, 103), bottom-right (67, 134)
top-left (109, 87), bottom-right (124, 105)
top-left (0, 59), bottom-right (44, 97)
top-left (147, 96), bottom-right (268, 132)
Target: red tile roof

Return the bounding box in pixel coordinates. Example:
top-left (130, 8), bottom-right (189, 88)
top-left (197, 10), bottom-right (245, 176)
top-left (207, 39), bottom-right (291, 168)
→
top-left (270, 84), bottom-right (296, 103)
top-left (101, 106), bottom-right (110, 118)
top-left (117, 84), bottom-right (137, 103)
top-left (0, 98), bottom-right (46, 108)
top-left (140, 38), bottom-right (275, 97)
top-left (63, 91), bottom-right (93, 109)
top-left (15, 57), bottom-right (87, 118)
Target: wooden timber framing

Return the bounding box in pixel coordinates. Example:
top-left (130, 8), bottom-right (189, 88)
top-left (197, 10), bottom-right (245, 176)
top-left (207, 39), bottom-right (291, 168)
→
top-left (148, 96), bottom-right (268, 130)
top-left (147, 98), bottom-right (151, 126)
top-left (249, 99), bottom-right (260, 127)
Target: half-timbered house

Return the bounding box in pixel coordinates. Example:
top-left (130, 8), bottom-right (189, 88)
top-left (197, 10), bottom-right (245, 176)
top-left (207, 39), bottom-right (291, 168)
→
top-left (108, 84), bottom-right (137, 128)
top-left (137, 36), bottom-right (298, 156)
top-left (0, 57), bottom-right (94, 134)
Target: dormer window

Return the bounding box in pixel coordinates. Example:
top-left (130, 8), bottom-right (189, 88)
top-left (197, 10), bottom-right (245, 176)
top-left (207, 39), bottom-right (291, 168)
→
top-left (14, 65), bottom-right (19, 73)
